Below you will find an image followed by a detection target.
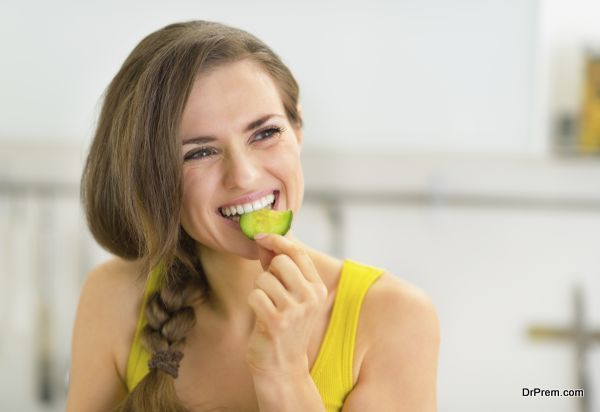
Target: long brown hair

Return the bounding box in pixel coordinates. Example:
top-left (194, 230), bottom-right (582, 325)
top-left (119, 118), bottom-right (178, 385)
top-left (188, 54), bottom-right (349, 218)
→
top-left (81, 20), bottom-right (302, 411)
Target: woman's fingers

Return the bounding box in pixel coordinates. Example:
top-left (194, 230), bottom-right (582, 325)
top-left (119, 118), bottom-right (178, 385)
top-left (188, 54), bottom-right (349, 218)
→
top-left (246, 235), bottom-right (329, 374)
top-left (247, 288), bottom-right (277, 328)
top-left (269, 255), bottom-right (316, 301)
top-left (254, 234), bottom-right (328, 302)
top-left (255, 234), bottom-right (319, 283)
top-left (253, 271), bottom-right (294, 309)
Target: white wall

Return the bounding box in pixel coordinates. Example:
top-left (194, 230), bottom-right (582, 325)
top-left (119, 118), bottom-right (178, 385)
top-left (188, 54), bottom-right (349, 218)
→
top-left (1, 0), bottom-right (536, 153)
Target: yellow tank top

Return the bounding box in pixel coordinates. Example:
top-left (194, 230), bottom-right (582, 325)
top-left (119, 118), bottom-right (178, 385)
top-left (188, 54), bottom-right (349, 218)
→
top-left (125, 259), bottom-right (384, 412)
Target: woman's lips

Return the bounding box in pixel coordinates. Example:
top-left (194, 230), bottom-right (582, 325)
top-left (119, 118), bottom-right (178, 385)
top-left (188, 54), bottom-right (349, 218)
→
top-left (217, 190), bottom-right (281, 230)
top-left (218, 189), bottom-right (277, 210)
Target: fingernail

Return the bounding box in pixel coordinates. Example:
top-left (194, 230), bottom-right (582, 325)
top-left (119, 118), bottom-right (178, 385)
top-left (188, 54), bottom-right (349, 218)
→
top-left (254, 233), bottom-right (268, 240)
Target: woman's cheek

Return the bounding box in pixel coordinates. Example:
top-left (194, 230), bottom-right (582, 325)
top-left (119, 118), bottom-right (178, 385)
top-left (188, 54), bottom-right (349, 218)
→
top-left (181, 169), bottom-right (211, 225)
top-left (268, 141), bottom-right (301, 169)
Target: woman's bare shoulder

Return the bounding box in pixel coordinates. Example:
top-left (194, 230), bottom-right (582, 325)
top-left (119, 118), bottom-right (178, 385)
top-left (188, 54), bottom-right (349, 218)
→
top-left (365, 272), bottom-right (438, 322)
top-left (67, 257), bottom-right (147, 411)
top-left (78, 256), bottom-right (147, 366)
top-left (344, 272), bottom-right (439, 410)
top-left (82, 256), bottom-right (146, 300)
top-left (361, 271), bottom-right (439, 348)
top-left (358, 270), bottom-right (440, 368)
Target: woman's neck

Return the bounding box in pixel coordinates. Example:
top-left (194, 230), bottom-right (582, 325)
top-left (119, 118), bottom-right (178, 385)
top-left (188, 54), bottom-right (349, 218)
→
top-left (194, 238), bottom-right (337, 338)
top-left (196, 244), bottom-right (263, 334)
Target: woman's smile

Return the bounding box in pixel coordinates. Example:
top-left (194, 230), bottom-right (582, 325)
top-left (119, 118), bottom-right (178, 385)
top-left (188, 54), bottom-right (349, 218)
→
top-left (217, 189), bottom-right (281, 227)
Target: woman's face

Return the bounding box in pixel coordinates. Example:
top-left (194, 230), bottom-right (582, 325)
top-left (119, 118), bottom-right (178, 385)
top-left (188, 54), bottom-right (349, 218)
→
top-left (179, 59), bottom-right (304, 260)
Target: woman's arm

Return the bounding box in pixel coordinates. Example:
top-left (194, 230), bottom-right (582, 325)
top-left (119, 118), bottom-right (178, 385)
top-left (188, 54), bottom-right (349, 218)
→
top-left (66, 259), bottom-right (139, 412)
top-left (342, 274), bottom-right (440, 412)
top-left (246, 234), bottom-right (329, 412)
top-left (251, 369), bottom-right (326, 412)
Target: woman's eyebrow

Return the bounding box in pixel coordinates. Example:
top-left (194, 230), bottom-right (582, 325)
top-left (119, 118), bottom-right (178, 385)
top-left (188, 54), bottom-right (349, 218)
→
top-left (182, 136), bottom-right (215, 146)
top-left (244, 113), bottom-right (285, 132)
top-left (182, 114), bottom-right (285, 145)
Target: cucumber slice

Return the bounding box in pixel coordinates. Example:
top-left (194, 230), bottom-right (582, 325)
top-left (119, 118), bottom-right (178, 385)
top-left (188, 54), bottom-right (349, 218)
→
top-left (239, 208), bottom-right (293, 239)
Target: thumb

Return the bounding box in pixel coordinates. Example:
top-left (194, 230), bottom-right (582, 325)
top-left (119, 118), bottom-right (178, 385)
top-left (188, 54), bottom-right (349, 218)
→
top-left (255, 234), bottom-right (275, 271)
top-left (257, 245), bottom-right (275, 271)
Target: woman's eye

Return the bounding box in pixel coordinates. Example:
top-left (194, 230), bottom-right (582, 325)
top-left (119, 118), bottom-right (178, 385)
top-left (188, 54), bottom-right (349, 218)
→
top-left (184, 147), bottom-right (218, 161)
top-left (254, 127), bottom-right (283, 142)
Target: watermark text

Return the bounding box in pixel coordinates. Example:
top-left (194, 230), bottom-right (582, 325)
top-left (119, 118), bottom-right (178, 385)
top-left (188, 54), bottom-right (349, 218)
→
top-left (522, 387), bottom-right (584, 397)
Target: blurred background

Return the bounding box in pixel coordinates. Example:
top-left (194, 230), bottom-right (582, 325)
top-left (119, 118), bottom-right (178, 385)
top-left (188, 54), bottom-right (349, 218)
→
top-left (1, 0), bottom-right (600, 411)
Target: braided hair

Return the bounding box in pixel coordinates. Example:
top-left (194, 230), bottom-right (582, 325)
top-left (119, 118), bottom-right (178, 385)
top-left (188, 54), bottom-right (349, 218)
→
top-left (116, 232), bottom-right (206, 412)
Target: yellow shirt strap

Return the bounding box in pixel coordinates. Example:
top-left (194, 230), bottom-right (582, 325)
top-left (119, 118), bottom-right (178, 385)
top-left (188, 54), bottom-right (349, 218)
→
top-left (125, 265), bottom-right (162, 391)
top-left (310, 259), bottom-right (385, 411)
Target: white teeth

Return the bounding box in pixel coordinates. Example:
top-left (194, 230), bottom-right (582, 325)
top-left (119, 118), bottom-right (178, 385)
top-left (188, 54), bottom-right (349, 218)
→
top-left (220, 192), bottom-right (277, 218)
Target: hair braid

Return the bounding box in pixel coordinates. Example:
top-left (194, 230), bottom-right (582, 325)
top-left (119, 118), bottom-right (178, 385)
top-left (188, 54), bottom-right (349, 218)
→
top-left (143, 271), bottom-right (198, 352)
top-left (115, 236), bottom-right (206, 412)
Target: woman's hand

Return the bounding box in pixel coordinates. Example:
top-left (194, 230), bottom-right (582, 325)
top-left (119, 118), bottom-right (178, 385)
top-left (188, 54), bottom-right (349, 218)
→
top-left (245, 234), bottom-right (328, 378)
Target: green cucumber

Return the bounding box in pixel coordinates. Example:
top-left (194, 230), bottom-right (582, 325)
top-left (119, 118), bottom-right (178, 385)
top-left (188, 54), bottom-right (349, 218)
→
top-left (239, 208), bottom-right (293, 239)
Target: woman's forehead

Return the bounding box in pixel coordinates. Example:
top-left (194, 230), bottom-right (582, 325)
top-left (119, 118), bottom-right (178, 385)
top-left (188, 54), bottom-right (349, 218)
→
top-left (180, 60), bottom-right (286, 137)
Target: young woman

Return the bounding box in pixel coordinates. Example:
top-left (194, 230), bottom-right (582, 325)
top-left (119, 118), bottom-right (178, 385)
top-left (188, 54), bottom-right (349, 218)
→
top-left (67, 20), bottom-right (439, 412)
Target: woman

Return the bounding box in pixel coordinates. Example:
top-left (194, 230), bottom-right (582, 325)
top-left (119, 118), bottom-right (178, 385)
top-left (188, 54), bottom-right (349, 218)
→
top-left (67, 20), bottom-right (439, 412)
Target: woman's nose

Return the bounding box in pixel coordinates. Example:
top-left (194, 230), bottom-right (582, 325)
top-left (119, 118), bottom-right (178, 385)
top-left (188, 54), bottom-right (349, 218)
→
top-left (222, 149), bottom-right (260, 189)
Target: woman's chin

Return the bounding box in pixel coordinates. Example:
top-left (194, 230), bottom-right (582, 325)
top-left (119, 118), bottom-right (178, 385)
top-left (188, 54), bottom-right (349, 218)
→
top-left (227, 241), bottom-right (261, 261)
top-left (195, 236), bottom-right (260, 262)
